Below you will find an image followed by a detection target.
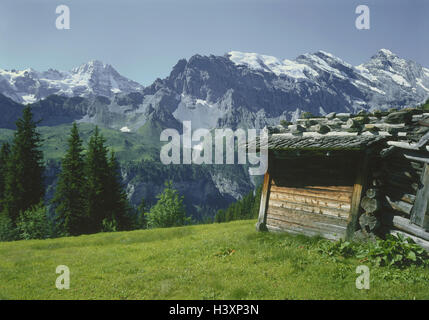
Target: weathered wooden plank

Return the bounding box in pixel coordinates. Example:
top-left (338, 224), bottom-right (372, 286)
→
top-left (267, 206), bottom-right (348, 224)
top-left (387, 141), bottom-right (422, 150)
top-left (410, 164), bottom-right (429, 230)
top-left (392, 216), bottom-right (429, 241)
top-left (266, 224), bottom-right (343, 241)
top-left (385, 195), bottom-right (413, 216)
top-left (271, 183), bottom-right (353, 196)
top-left (347, 154), bottom-right (369, 240)
top-left (301, 185), bottom-right (354, 193)
top-left (267, 215), bottom-right (346, 235)
top-left (266, 214), bottom-right (348, 238)
top-left (266, 216), bottom-right (346, 240)
top-left (268, 198), bottom-right (350, 218)
top-left (269, 186), bottom-right (353, 203)
top-left (403, 151), bottom-right (429, 164)
top-left (266, 218), bottom-right (346, 239)
top-left (271, 184), bottom-right (353, 193)
top-left (266, 215), bottom-right (347, 234)
top-left (256, 171), bottom-right (271, 231)
top-left (270, 191), bottom-right (351, 210)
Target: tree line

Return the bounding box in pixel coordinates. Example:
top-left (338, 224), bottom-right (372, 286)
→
top-left (214, 185), bottom-right (262, 223)
top-left (0, 106), bottom-right (261, 241)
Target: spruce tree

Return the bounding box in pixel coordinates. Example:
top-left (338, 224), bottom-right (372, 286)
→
top-left (3, 106), bottom-right (45, 224)
top-left (52, 123), bottom-right (87, 236)
top-left (85, 126), bottom-right (110, 233)
top-left (105, 151), bottom-right (132, 231)
top-left (0, 142), bottom-right (11, 212)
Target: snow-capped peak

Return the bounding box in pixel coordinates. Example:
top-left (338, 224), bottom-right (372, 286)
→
top-left (227, 51), bottom-right (317, 79)
top-left (377, 48), bottom-right (396, 57)
top-left (0, 60), bottom-right (143, 104)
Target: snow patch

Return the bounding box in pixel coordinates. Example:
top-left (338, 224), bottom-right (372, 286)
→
top-left (228, 51), bottom-right (318, 79)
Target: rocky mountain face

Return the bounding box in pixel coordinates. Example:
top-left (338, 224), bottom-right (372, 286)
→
top-left (0, 60), bottom-right (143, 104)
top-left (1, 49), bottom-right (428, 132)
top-left (43, 159), bottom-right (255, 221)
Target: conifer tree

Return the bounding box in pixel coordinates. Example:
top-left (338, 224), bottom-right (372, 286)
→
top-left (3, 106), bottom-right (45, 224)
top-left (0, 142), bottom-right (11, 212)
top-left (85, 126), bottom-right (110, 233)
top-left (105, 151), bottom-right (132, 231)
top-left (52, 123), bottom-right (87, 236)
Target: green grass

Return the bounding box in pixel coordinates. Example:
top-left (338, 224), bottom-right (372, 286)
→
top-left (0, 220), bottom-right (428, 300)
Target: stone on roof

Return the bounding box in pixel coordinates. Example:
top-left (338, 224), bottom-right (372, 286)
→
top-left (267, 134), bottom-right (386, 151)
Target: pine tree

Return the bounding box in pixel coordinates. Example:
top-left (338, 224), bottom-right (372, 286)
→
top-left (84, 126), bottom-right (110, 233)
top-left (105, 151), bottom-right (132, 231)
top-left (0, 142), bottom-right (11, 212)
top-left (52, 123), bottom-right (87, 236)
top-left (3, 106), bottom-right (45, 224)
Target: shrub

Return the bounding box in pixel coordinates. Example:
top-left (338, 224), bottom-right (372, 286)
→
top-left (101, 218), bottom-right (118, 232)
top-left (145, 181), bottom-right (190, 228)
top-left (16, 204), bottom-right (52, 240)
top-left (362, 234), bottom-right (429, 268)
top-left (319, 233), bottom-right (429, 268)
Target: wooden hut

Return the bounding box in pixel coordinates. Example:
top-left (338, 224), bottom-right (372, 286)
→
top-left (256, 134), bottom-right (386, 240)
top-left (255, 109), bottom-right (429, 248)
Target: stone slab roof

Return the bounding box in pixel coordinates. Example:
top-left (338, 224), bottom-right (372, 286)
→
top-left (257, 108), bottom-right (429, 153)
top-left (266, 134), bottom-right (386, 151)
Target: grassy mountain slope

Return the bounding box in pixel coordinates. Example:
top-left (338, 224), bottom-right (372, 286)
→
top-left (0, 220), bottom-right (428, 300)
top-left (0, 122), bottom-right (255, 219)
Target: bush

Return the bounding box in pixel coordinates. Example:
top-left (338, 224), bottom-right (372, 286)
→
top-left (0, 213), bottom-right (18, 241)
top-left (16, 204), bottom-right (52, 240)
top-left (145, 181), bottom-right (190, 228)
top-left (319, 233), bottom-right (429, 268)
top-left (101, 218), bottom-right (118, 232)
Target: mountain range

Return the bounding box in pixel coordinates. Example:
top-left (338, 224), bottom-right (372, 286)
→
top-left (0, 49), bottom-right (428, 132)
top-left (0, 60), bottom-right (143, 104)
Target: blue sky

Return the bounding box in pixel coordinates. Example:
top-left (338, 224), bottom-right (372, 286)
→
top-left (0, 0), bottom-right (427, 85)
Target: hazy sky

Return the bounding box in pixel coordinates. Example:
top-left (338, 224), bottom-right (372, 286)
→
top-left (0, 0), bottom-right (427, 85)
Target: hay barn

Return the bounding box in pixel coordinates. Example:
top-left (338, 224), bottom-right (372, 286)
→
top-left (255, 109), bottom-right (429, 249)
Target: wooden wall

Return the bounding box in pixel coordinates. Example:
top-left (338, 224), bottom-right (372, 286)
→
top-left (263, 155), bottom-right (359, 240)
top-left (381, 149), bottom-right (422, 218)
top-left (381, 149), bottom-right (429, 231)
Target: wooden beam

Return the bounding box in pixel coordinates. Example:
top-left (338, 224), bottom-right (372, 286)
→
top-left (387, 141), bottom-right (420, 150)
top-left (346, 153), bottom-right (369, 240)
top-left (385, 195), bottom-right (413, 216)
top-left (256, 170), bottom-right (271, 231)
top-left (403, 151), bottom-right (429, 164)
top-left (410, 164), bottom-right (429, 230)
top-left (392, 216), bottom-right (429, 241)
